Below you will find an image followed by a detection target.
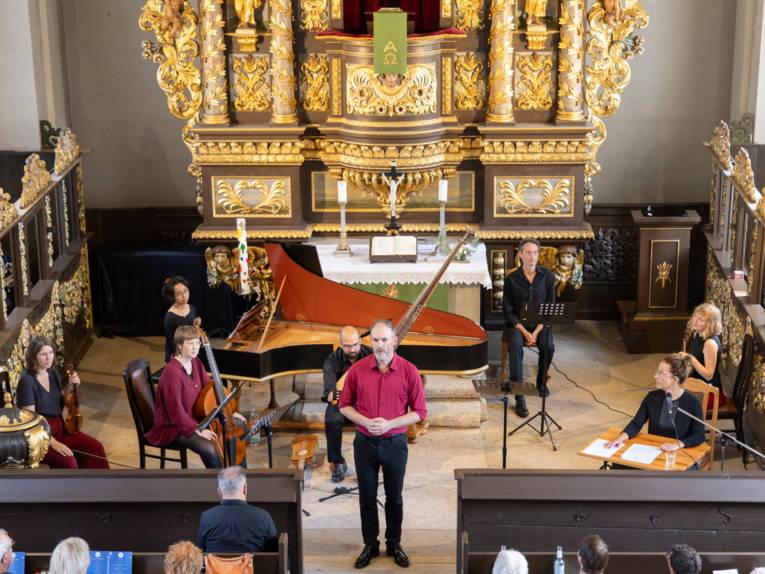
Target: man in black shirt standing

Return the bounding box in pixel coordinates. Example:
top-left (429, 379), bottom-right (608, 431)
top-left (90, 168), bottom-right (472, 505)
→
top-left (322, 325), bottom-right (372, 483)
top-left (197, 466), bottom-right (278, 553)
top-left (502, 238), bottom-right (556, 417)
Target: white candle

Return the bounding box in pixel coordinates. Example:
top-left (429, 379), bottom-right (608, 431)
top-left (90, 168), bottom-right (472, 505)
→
top-left (236, 218), bottom-right (251, 295)
top-left (337, 180), bottom-right (347, 204)
top-left (438, 179), bottom-right (448, 203)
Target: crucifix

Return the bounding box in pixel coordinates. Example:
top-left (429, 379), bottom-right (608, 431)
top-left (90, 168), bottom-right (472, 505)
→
top-left (381, 160), bottom-right (405, 235)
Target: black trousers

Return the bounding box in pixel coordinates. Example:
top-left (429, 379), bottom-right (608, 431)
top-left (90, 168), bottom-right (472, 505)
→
top-left (170, 419), bottom-right (249, 469)
top-left (324, 404), bottom-right (347, 464)
top-left (353, 432), bottom-right (408, 547)
top-left (507, 325), bottom-right (554, 396)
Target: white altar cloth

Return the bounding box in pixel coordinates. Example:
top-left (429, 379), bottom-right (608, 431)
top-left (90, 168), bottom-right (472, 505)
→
top-left (312, 240), bottom-right (492, 289)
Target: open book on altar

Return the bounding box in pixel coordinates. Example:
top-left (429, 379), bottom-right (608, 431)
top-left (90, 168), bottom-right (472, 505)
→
top-left (369, 235), bottom-right (418, 263)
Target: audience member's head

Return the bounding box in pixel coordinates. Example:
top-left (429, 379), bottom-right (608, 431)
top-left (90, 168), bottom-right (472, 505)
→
top-left (0, 530), bottom-right (13, 574)
top-left (164, 540), bottom-right (202, 574)
top-left (49, 537), bottom-right (90, 574)
top-left (492, 548), bottom-right (528, 574)
top-left (666, 544), bottom-right (701, 574)
top-left (217, 465), bottom-right (247, 501)
top-left (578, 535), bottom-right (609, 574)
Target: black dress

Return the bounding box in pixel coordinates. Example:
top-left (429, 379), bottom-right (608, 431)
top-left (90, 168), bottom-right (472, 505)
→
top-left (163, 305), bottom-right (198, 362)
top-left (688, 333), bottom-right (722, 393)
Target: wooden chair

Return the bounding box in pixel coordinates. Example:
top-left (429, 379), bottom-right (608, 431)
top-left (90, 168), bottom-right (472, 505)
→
top-left (123, 358), bottom-right (188, 469)
top-left (716, 332), bottom-right (755, 463)
top-left (684, 377), bottom-right (719, 469)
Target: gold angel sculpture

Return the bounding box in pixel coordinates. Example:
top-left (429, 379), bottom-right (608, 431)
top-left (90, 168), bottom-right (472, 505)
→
top-left (235, 0), bottom-right (261, 29)
top-left (526, 0), bottom-right (548, 25)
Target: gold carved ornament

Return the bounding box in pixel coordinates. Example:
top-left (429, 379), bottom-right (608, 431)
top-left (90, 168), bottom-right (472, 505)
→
top-left (76, 165), bottom-right (87, 235)
top-left (61, 180), bottom-right (71, 247)
top-left (0, 188), bottom-right (18, 233)
top-left (216, 178), bottom-right (290, 216)
top-left (478, 227), bottom-right (594, 240)
top-left (655, 261), bottom-right (672, 289)
top-left (20, 154), bottom-right (52, 210)
top-left (346, 64), bottom-right (437, 116)
top-left (52, 128), bottom-right (81, 176)
top-left (455, 0), bottom-right (483, 30)
top-left (331, 57), bottom-right (342, 115)
top-left (557, 0), bottom-right (586, 121)
top-left (708, 121), bottom-right (733, 173)
top-left (235, 0), bottom-right (261, 29)
top-left (454, 53), bottom-right (485, 110)
top-left (585, 0), bottom-right (649, 204)
top-left (748, 224), bottom-right (760, 297)
top-left (270, 0), bottom-right (299, 123)
top-left (205, 245), bottom-right (275, 320)
top-left (732, 148), bottom-right (758, 203)
top-left (301, 55), bottom-right (329, 112)
top-left (300, 0), bottom-right (329, 31)
top-left (232, 55), bottom-right (271, 112)
top-left (496, 179), bottom-right (571, 215)
top-left (480, 139), bottom-right (590, 164)
top-left (139, 0), bottom-right (202, 120)
top-left (515, 52), bottom-right (553, 110)
top-left (486, 0), bottom-right (516, 122)
top-left (44, 196), bottom-right (54, 268)
top-left (200, 0), bottom-right (229, 123)
top-left (17, 223), bottom-right (30, 298)
top-left (509, 245), bottom-right (584, 297)
top-left (193, 140), bottom-right (304, 165)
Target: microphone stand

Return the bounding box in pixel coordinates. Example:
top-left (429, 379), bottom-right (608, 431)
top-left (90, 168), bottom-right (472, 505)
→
top-left (675, 406), bottom-right (765, 469)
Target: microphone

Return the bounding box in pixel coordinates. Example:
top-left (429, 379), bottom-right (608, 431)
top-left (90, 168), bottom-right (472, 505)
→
top-left (621, 386), bottom-right (655, 392)
top-left (665, 393), bottom-right (674, 416)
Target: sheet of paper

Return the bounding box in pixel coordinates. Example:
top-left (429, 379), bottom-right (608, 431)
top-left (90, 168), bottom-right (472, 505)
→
top-left (712, 570), bottom-right (739, 574)
top-left (581, 438), bottom-right (621, 459)
top-left (620, 443), bottom-right (662, 465)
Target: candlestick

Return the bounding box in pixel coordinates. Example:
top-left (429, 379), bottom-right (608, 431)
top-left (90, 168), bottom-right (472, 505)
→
top-left (436, 199), bottom-right (450, 256)
top-left (236, 218), bottom-right (251, 295)
top-left (334, 197), bottom-right (352, 257)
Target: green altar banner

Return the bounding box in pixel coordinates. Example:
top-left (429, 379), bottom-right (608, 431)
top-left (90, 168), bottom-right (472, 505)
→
top-left (373, 10), bottom-right (407, 75)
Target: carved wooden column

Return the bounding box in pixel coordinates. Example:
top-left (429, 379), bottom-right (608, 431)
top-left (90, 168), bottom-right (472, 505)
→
top-left (486, 0), bottom-right (515, 123)
top-left (557, 0), bottom-right (586, 122)
top-left (270, 0), bottom-right (299, 124)
top-left (200, 0), bottom-right (229, 125)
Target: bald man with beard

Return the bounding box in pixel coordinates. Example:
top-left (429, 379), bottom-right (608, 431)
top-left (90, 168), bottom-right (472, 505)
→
top-left (322, 325), bottom-right (372, 483)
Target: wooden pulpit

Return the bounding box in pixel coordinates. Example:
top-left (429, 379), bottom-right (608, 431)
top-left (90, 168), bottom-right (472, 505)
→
top-left (617, 208), bottom-right (701, 353)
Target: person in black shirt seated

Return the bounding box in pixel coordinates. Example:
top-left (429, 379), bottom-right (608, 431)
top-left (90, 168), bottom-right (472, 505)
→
top-left (606, 354), bottom-right (705, 455)
top-left (502, 237), bottom-right (556, 418)
top-left (322, 325), bottom-right (372, 483)
top-left (680, 303), bottom-right (724, 407)
top-left (197, 466), bottom-right (278, 554)
top-left (163, 276), bottom-right (201, 363)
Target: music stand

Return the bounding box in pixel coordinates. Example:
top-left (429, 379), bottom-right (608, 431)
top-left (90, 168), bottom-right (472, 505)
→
top-left (508, 302), bottom-right (577, 451)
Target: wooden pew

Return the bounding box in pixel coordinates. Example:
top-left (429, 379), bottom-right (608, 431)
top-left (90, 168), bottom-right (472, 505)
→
top-left (0, 470), bottom-right (303, 574)
top-left (455, 469), bottom-right (765, 574)
top-left (23, 532), bottom-right (289, 574)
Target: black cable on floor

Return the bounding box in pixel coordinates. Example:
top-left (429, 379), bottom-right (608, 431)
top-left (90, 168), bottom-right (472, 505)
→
top-left (526, 347), bottom-right (633, 418)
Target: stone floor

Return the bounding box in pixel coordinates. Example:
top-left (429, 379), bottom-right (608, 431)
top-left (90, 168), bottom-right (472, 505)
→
top-left (76, 321), bottom-right (750, 573)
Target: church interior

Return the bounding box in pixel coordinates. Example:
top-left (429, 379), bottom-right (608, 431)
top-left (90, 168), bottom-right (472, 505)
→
top-left (2, 0), bottom-right (765, 573)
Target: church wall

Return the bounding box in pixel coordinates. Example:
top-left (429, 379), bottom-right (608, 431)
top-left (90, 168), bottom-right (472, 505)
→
top-left (0, 1), bottom-right (42, 150)
top-left (53, 0), bottom-right (736, 209)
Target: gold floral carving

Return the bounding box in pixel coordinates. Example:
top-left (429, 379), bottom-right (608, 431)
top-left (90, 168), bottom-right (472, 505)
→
top-left (585, 0), bottom-right (649, 196)
top-left (331, 0), bottom-right (342, 19)
top-left (76, 165), bottom-right (87, 235)
top-left (477, 227), bottom-right (594, 240)
top-left (0, 242), bottom-right (6, 322)
top-left (45, 196), bottom-right (54, 268)
top-left (732, 148), bottom-right (757, 203)
top-left (480, 139), bottom-right (590, 164)
top-left (515, 52), bottom-right (553, 110)
top-left (454, 53), bottom-right (485, 110)
top-left (751, 355), bottom-right (765, 414)
top-left (709, 121), bottom-right (733, 173)
top-left (25, 424), bottom-right (51, 468)
top-left (301, 54), bottom-right (329, 111)
top-left (331, 57), bottom-right (342, 115)
top-left (655, 261), bottom-right (672, 289)
top-left (234, 0), bottom-right (261, 29)
top-left (557, 0), bottom-right (585, 121)
top-left (0, 188), bottom-right (18, 233)
top-left (192, 227), bottom-right (313, 240)
top-left (20, 154), bottom-right (52, 209)
top-left (232, 55), bottom-right (271, 112)
top-left (455, 0), bottom-right (483, 30)
top-left (486, 0), bottom-right (515, 122)
top-left (193, 140), bottom-right (304, 165)
top-left (300, 0), bottom-right (329, 31)
top-left (312, 222), bottom-right (478, 234)
top-left (749, 224), bottom-right (760, 296)
top-left (214, 177), bottom-right (291, 217)
top-left (59, 246), bottom-right (94, 329)
top-left (270, 0), bottom-right (299, 123)
top-left (17, 223), bottom-right (30, 298)
top-left (442, 0), bottom-right (452, 18)
top-left (200, 0), bottom-right (229, 124)
top-left (495, 178), bottom-right (572, 216)
top-left (704, 247), bottom-right (744, 370)
top-left (139, 0), bottom-right (202, 120)
top-left (52, 128), bottom-right (81, 176)
top-left (442, 56), bottom-right (453, 115)
top-left (61, 180), bottom-right (71, 247)
top-left (346, 64), bottom-right (437, 116)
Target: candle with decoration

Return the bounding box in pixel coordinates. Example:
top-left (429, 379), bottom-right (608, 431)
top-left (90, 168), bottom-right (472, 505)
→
top-left (236, 218), bottom-right (251, 295)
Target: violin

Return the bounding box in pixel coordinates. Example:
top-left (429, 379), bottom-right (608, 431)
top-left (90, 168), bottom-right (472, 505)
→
top-left (63, 363), bottom-right (83, 435)
top-left (193, 327), bottom-right (249, 466)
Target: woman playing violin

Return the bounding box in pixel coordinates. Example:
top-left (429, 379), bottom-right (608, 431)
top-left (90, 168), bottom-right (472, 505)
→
top-left (16, 335), bottom-right (108, 469)
top-left (146, 325), bottom-right (248, 468)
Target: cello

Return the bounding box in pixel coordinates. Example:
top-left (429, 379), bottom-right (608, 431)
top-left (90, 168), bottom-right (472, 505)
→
top-left (62, 363), bottom-right (83, 435)
top-left (193, 327), bottom-right (249, 466)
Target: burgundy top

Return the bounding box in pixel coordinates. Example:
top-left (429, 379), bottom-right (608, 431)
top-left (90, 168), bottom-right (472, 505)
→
top-left (145, 357), bottom-right (209, 446)
top-left (338, 353), bottom-right (427, 437)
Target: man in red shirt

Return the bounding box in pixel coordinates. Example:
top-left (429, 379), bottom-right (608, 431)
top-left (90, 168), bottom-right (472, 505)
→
top-left (339, 319), bottom-right (427, 569)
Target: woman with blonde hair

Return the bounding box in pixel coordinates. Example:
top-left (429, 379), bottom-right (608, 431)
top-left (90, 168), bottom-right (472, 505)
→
top-left (49, 537), bottom-right (90, 574)
top-left (680, 303), bottom-right (724, 406)
top-left (164, 540), bottom-right (202, 574)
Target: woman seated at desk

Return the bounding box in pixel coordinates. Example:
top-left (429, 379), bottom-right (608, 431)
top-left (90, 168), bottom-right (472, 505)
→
top-left (606, 354), bottom-right (705, 454)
